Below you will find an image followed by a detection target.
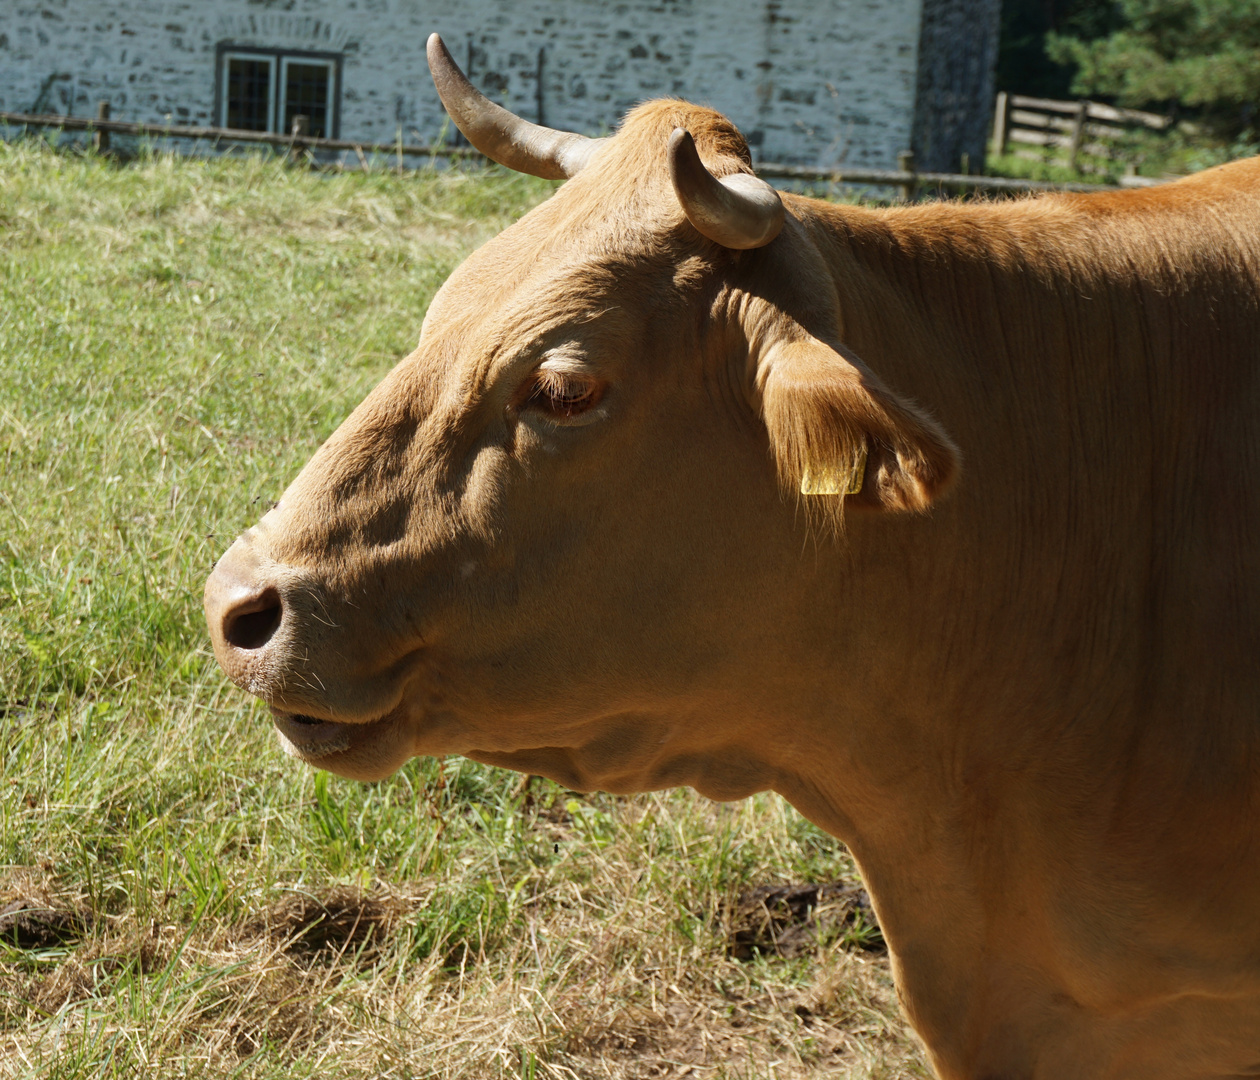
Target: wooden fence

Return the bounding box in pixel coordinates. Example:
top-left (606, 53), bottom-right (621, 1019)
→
top-left (991, 92), bottom-right (1172, 174)
top-left (1, 105), bottom-right (1161, 198)
top-left (0, 104), bottom-right (483, 169)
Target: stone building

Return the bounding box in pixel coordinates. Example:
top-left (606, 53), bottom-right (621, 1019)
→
top-left (1, 0), bottom-right (1000, 172)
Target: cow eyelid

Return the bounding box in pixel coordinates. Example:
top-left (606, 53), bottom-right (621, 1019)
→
top-left (522, 365), bottom-right (605, 421)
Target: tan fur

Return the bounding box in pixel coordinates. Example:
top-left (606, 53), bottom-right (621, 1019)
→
top-left (207, 98), bottom-right (1260, 1079)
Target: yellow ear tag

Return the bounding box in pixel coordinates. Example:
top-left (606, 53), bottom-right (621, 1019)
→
top-left (800, 446), bottom-right (868, 496)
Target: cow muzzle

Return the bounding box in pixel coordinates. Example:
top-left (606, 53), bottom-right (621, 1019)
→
top-left (204, 533), bottom-right (429, 780)
top-left (204, 536), bottom-right (354, 728)
top-left (204, 537), bottom-right (290, 695)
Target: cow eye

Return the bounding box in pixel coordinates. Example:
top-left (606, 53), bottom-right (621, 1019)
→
top-left (524, 368), bottom-right (604, 420)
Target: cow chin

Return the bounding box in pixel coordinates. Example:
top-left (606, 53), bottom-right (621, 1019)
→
top-left (271, 706), bottom-right (415, 782)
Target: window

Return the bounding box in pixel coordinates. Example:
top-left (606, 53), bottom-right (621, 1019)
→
top-left (217, 46), bottom-right (340, 138)
top-left (280, 59), bottom-right (334, 138)
top-left (224, 55), bottom-right (273, 132)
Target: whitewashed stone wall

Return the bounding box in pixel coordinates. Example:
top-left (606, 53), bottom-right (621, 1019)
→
top-left (1, 0), bottom-right (924, 168)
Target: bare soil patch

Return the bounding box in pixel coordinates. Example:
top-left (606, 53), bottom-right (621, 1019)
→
top-left (727, 881), bottom-right (885, 960)
top-left (240, 885), bottom-right (409, 962)
top-left (0, 897), bottom-right (93, 950)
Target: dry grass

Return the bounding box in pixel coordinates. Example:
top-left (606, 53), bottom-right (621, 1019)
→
top-left (0, 138), bottom-right (927, 1079)
top-left (2, 796), bottom-right (921, 1079)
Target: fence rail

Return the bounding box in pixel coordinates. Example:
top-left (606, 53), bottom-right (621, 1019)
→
top-left (2, 108), bottom-right (1162, 198)
top-left (991, 92), bottom-right (1172, 174)
top-left (0, 108), bottom-right (482, 163)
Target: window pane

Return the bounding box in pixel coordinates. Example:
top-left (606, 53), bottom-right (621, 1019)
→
top-left (283, 63), bottom-right (331, 138)
top-left (226, 58), bottom-right (272, 131)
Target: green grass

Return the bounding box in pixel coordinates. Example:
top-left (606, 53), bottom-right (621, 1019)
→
top-left (0, 141), bottom-right (924, 1079)
top-left (986, 125), bottom-right (1260, 185)
top-left (984, 151), bottom-right (1107, 184)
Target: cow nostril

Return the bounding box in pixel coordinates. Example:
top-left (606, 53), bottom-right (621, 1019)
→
top-left (223, 588), bottom-right (283, 651)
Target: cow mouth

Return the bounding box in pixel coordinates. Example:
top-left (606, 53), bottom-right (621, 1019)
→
top-left (270, 707), bottom-right (393, 758)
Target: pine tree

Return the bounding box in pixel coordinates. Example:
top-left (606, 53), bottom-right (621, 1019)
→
top-left (1047, 0), bottom-right (1260, 133)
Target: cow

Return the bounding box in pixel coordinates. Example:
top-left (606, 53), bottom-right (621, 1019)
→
top-left (203, 33), bottom-right (1260, 1080)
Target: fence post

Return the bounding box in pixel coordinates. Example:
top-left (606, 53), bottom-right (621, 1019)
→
top-left (289, 114), bottom-right (308, 164)
top-left (1068, 99), bottom-right (1089, 169)
top-left (536, 47), bottom-right (545, 126)
top-left (897, 150), bottom-right (917, 203)
top-left (991, 91), bottom-right (1009, 157)
top-left (93, 101), bottom-right (110, 154)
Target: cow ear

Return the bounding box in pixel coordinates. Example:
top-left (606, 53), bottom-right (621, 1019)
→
top-left (757, 333), bottom-right (959, 519)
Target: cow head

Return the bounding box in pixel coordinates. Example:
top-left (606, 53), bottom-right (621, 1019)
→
top-left (203, 35), bottom-right (958, 791)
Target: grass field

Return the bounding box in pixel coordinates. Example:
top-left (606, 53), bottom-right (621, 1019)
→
top-left (0, 140), bottom-right (925, 1079)
top-left (985, 124), bottom-right (1260, 185)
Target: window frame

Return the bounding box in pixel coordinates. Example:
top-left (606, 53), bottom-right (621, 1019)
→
top-left (214, 43), bottom-right (342, 139)
top-left (277, 55), bottom-right (338, 140)
top-left (219, 50), bottom-right (277, 133)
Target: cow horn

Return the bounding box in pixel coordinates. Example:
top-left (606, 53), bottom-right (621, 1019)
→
top-left (426, 33), bottom-right (601, 180)
top-left (668, 129), bottom-right (785, 250)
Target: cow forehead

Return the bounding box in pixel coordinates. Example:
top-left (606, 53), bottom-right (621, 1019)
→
top-left (414, 98), bottom-right (759, 384)
top-left (395, 104), bottom-right (763, 432)
top-left (419, 240), bottom-right (710, 400)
